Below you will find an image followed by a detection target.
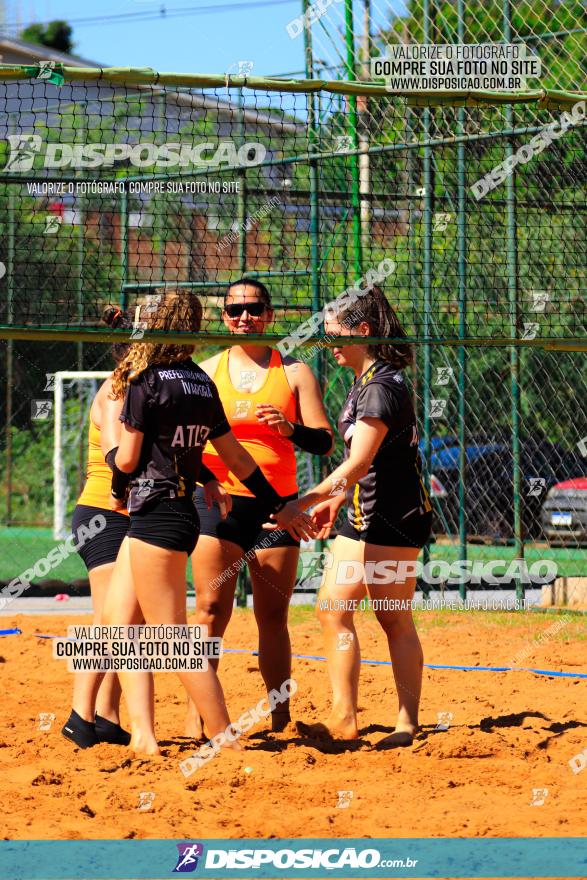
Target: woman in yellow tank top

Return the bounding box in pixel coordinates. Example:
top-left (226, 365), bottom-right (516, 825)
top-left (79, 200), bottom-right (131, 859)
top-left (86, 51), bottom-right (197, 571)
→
top-left (62, 307), bottom-right (144, 749)
top-left (189, 278), bottom-right (333, 735)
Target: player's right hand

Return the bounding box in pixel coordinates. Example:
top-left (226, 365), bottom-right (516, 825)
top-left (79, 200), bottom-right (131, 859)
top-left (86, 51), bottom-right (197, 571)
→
top-left (263, 500), bottom-right (318, 541)
top-left (311, 496), bottom-right (345, 540)
top-left (204, 480), bottom-right (232, 520)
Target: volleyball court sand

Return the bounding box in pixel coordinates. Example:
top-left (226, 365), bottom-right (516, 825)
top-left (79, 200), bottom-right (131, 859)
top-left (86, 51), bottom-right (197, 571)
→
top-left (1, 608), bottom-right (585, 852)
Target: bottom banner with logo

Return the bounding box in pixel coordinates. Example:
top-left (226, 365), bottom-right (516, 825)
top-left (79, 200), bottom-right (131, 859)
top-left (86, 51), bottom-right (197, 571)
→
top-left (0, 838), bottom-right (585, 878)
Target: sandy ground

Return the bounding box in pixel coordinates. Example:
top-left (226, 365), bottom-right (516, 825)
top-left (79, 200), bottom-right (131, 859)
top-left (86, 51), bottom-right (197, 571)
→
top-left (0, 607), bottom-right (585, 851)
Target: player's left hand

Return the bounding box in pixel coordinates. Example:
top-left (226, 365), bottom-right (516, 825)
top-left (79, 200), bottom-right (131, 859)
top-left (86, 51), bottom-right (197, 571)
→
top-left (255, 404), bottom-right (293, 436)
top-left (204, 480), bottom-right (232, 520)
top-left (263, 499), bottom-right (318, 541)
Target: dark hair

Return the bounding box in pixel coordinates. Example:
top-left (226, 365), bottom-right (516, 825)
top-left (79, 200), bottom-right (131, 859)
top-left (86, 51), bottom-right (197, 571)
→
top-left (225, 277), bottom-right (272, 308)
top-left (336, 286), bottom-right (412, 370)
top-left (102, 305), bottom-right (132, 364)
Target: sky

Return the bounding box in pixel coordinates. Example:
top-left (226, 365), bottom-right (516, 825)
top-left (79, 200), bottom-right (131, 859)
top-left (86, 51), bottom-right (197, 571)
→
top-left (2, 0), bottom-right (398, 77)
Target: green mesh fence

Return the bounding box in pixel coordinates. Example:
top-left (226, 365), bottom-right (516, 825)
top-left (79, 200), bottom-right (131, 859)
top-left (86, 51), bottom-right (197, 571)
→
top-left (0, 57), bottom-right (585, 597)
top-left (0, 68), bottom-right (584, 344)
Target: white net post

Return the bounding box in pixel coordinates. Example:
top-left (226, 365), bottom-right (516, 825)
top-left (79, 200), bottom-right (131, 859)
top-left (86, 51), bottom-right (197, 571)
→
top-left (52, 371), bottom-right (110, 540)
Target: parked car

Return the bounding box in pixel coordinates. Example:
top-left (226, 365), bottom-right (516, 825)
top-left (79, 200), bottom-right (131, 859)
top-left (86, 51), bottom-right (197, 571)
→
top-left (541, 477), bottom-right (587, 545)
top-left (427, 437), bottom-right (585, 542)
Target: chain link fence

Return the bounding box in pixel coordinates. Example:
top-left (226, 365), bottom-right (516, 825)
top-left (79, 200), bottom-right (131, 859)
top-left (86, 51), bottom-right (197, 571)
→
top-left (0, 0), bottom-right (585, 598)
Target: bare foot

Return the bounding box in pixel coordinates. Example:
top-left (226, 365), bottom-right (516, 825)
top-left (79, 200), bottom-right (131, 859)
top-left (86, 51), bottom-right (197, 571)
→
top-left (184, 710), bottom-right (205, 742)
top-left (376, 723), bottom-right (418, 750)
top-left (297, 713), bottom-right (359, 741)
top-left (221, 739), bottom-right (243, 753)
top-left (129, 731), bottom-right (160, 756)
top-left (271, 720), bottom-right (297, 738)
top-left (271, 710), bottom-right (291, 733)
top-left (210, 724), bottom-right (244, 753)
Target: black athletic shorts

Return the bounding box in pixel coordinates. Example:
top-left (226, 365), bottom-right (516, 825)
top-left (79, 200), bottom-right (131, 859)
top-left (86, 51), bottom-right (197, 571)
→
top-left (72, 504), bottom-right (129, 572)
top-left (339, 509), bottom-right (432, 549)
top-left (128, 497), bottom-right (200, 556)
top-left (194, 486), bottom-right (300, 554)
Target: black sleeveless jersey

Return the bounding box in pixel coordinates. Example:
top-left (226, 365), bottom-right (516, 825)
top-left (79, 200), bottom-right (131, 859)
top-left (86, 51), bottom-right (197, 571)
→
top-left (337, 360), bottom-right (431, 531)
top-left (120, 359), bottom-right (230, 513)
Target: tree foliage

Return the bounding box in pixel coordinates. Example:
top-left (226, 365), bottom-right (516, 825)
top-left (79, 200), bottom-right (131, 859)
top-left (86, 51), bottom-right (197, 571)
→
top-left (19, 20), bottom-right (74, 54)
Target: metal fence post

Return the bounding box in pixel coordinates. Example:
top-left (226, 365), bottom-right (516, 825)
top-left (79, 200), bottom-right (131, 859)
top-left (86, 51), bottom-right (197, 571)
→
top-left (344, 0), bottom-right (363, 277)
top-left (237, 86), bottom-right (248, 276)
top-left (457, 0), bottom-right (468, 602)
top-left (4, 113), bottom-right (16, 526)
top-left (303, 0), bottom-right (324, 486)
top-left (503, 0), bottom-right (525, 606)
top-left (421, 0), bottom-right (433, 580)
top-left (120, 187), bottom-right (129, 310)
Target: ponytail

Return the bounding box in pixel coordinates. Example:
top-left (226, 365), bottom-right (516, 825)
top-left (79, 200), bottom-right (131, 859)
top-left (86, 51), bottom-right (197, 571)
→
top-left (102, 305), bottom-right (132, 365)
top-left (337, 286), bottom-right (412, 370)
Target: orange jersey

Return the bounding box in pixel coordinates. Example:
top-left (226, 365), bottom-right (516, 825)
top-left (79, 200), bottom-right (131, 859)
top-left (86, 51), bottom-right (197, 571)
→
top-left (77, 420), bottom-right (129, 515)
top-left (201, 348), bottom-right (298, 497)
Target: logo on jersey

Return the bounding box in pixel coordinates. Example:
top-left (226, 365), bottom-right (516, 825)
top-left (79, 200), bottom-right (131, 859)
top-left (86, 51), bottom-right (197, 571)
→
top-left (136, 478), bottom-right (154, 498)
top-left (361, 366), bottom-right (377, 385)
top-left (171, 425), bottom-right (211, 448)
top-left (234, 400), bottom-right (252, 419)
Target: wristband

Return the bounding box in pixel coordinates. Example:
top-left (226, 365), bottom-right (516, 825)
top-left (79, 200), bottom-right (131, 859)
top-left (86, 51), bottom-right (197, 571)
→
top-left (240, 466), bottom-right (285, 514)
top-left (106, 448), bottom-right (131, 500)
top-left (289, 424), bottom-right (332, 455)
top-left (198, 464), bottom-right (219, 485)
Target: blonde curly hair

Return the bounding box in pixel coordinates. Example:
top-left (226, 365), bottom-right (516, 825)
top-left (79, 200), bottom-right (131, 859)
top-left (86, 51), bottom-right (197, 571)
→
top-left (110, 290), bottom-right (202, 399)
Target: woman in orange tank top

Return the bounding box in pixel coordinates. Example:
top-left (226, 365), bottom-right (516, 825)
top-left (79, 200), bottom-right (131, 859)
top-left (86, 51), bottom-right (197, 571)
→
top-left (188, 278), bottom-right (334, 737)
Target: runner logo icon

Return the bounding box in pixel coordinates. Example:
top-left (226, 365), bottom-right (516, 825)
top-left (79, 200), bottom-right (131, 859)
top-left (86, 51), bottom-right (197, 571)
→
top-left (173, 842), bottom-right (204, 873)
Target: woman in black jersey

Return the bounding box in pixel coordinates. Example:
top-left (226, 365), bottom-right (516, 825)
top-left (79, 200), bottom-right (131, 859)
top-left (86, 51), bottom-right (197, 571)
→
top-left (267, 287), bottom-right (432, 747)
top-left (103, 291), bottom-right (288, 754)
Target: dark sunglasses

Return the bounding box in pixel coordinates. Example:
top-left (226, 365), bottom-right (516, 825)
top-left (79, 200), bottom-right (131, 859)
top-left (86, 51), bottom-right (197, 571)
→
top-left (224, 301), bottom-right (267, 318)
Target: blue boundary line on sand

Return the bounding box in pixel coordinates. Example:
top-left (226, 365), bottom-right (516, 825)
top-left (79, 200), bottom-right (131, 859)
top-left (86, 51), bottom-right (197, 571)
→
top-left (224, 648), bottom-right (587, 678)
top-left (31, 635), bottom-right (587, 678)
